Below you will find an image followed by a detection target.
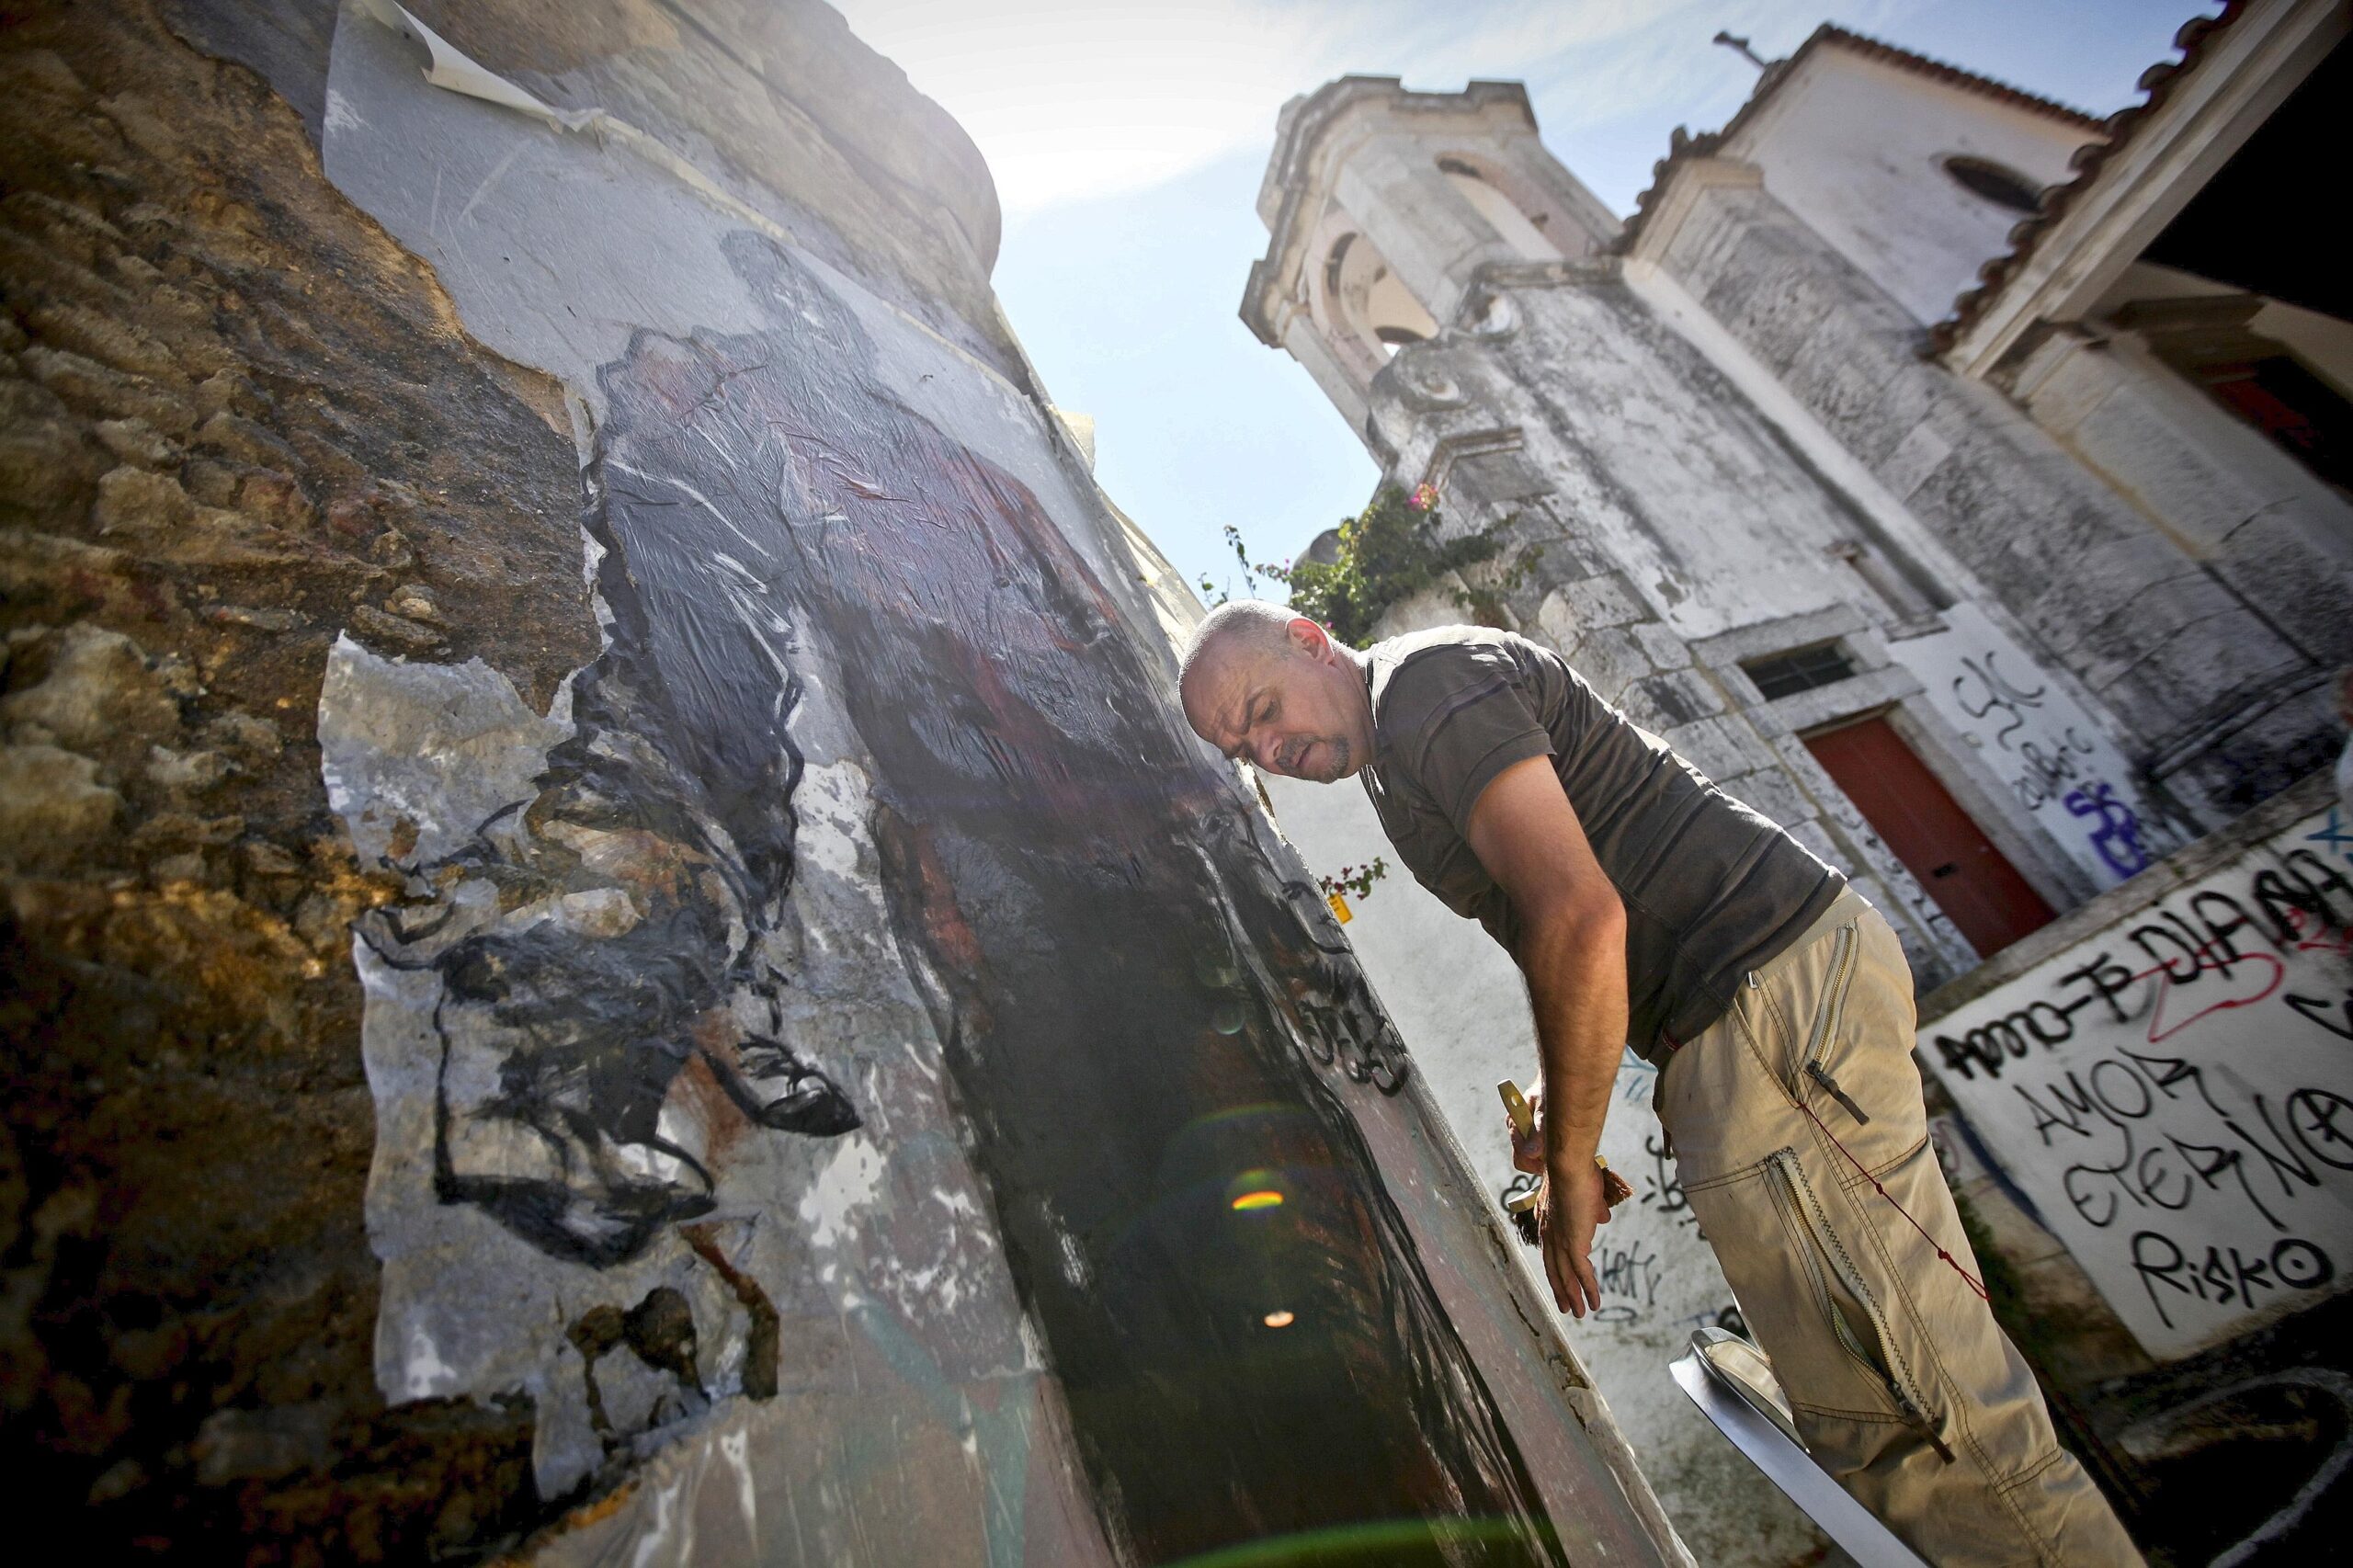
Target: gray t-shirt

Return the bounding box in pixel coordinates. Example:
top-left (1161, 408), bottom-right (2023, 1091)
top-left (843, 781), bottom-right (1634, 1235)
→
top-left (1358, 626), bottom-right (1842, 1062)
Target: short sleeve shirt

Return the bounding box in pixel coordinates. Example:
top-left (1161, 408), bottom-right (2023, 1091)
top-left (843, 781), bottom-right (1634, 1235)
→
top-left (1358, 626), bottom-right (1842, 1059)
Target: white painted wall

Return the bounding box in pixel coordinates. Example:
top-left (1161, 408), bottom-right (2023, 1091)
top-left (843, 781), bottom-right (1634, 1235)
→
top-left (1260, 772), bottom-right (1830, 1568)
top-left (1729, 50), bottom-right (2095, 325)
top-left (1921, 797), bottom-right (2353, 1358)
top-left (1896, 604), bottom-right (2175, 889)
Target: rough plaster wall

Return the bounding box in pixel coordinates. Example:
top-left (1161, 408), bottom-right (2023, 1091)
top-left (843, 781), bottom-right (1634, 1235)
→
top-left (1485, 281), bottom-right (1861, 645)
top-left (391, 0), bottom-right (1017, 382)
top-left (1728, 53), bottom-right (2092, 326)
top-left (1258, 770), bottom-right (1832, 1568)
top-left (0, 2), bottom-right (599, 1554)
top-left (2014, 333), bottom-right (2353, 695)
top-left (1655, 181), bottom-right (2341, 825)
top-left (1900, 603), bottom-right (2175, 891)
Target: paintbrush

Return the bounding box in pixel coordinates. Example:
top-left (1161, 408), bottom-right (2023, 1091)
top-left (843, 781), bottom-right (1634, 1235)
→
top-left (1497, 1078), bottom-right (1634, 1246)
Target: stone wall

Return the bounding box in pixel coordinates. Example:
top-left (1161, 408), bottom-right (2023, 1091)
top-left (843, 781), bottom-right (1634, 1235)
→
top-left (1, 5), bottom-right (598, 1551)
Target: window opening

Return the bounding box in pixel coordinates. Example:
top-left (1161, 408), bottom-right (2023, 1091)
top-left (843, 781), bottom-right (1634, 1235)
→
top-left (1743, 642), bottom-right (1858, 700)
top-left (1320, 226), bottom-right (1438, 373)
top-left (1939, 155), bottom-right (2042, 214)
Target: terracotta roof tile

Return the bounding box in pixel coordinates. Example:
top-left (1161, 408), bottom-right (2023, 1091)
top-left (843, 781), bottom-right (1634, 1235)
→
top-left (1928, 3), bottom-right (2247, 355)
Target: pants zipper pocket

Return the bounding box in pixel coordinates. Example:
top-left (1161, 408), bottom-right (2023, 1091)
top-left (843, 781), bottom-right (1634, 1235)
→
top-left (1800, 924), bottom-right (1868, 1124)
top-left (1804, 1062), bottom-right (1870, 1124)
top-left (1767, 1149), bottom-right (1952, 1464)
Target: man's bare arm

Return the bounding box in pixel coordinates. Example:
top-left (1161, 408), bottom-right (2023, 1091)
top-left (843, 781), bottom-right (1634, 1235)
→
top-left (1465, 754), bottom-right (1628, 1319)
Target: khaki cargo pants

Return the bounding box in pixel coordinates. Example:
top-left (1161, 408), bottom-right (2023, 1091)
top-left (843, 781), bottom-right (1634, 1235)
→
top-left (1657, 891), bottom-right (2143, 1567)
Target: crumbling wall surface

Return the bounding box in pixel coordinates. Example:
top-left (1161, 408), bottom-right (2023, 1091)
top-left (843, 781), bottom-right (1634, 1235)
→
top-left (0, 0), bottom-right (601, 1557)
top-left (391, 0), bottom-right (1014, 381)
top-left (1652, 179), bottom-right (2346, 826)
top-left (4, 3), bottom-right (1680, 1563)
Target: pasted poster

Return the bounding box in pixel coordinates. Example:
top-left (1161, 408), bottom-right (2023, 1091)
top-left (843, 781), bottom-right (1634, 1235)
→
top-left (1923, 804), bottom-right (2353, 1358)
top-left (310, 8), bottom-right (1673, 1560)
top-left (1900, 604), bottom-right (2175, 887)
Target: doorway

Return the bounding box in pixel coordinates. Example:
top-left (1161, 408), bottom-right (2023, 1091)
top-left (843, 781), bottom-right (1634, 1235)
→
top-left (1803, 715), bottom-right (2056, 959)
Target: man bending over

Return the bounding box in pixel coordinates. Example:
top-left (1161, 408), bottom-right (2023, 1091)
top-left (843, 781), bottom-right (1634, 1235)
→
top-left (1176, 601), bottom-right (2140, 1568)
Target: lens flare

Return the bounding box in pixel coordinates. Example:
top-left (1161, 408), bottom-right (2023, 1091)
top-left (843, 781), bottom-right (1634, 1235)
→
top-left (1230, 1189), bottom-right (1284, 1211)
top-left (1263, 1310), bottom-right (1295, 1328)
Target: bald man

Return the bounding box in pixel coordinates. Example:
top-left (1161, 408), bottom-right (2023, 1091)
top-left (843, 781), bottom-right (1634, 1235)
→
top-left (1177, 602), bottom-right (2142, 1568)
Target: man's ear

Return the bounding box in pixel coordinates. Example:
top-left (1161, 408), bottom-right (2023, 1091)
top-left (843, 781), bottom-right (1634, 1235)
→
top-left (1288, 616), bottom-right (1333, 662)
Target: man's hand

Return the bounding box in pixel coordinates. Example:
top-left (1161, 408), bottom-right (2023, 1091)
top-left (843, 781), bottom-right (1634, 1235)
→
top-left (1466, 756), bottom-right (1631, 1321)
top-left (1503, 1086), bottom-right (1628, 1317)
top-left (1540, 1154), bottom-right (1610, 1318)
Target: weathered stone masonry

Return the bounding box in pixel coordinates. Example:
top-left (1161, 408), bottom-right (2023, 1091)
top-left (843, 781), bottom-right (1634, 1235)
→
top-left (2, 5), bottom-right (597, 1553)
top-left (1639, 173), bottom-right (2347, 823)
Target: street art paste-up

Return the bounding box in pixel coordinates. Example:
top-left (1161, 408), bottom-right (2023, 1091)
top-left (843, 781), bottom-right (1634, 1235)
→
top-left (313, 6), bottom-right (1668, 1562)
top-left (1927, 801), bottom-right (2353, 1358)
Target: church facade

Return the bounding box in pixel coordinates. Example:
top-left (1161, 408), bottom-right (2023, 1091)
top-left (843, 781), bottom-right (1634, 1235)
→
top-left (1244, 4), bottom-right (2353, 1560)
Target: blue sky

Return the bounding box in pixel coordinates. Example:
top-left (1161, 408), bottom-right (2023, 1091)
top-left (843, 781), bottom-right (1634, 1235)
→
top-left (834, 1), bottom-right (2211, 601)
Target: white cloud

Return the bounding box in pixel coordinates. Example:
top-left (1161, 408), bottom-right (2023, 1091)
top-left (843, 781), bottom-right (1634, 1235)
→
top-left (834, 0), bottom-right (1889, 215)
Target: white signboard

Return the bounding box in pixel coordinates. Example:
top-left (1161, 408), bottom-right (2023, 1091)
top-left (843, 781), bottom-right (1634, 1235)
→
top-left (1922, 809), bottom-right (2353, 1358)
top-left (1900, 605), bottom-right (2174, 887)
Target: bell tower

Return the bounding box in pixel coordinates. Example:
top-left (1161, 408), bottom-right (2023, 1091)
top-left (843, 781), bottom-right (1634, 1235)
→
top-left (1241, 78), bottom-right (1620, 434)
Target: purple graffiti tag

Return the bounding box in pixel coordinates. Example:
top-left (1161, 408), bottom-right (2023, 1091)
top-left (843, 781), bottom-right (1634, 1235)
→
top-left (2066, 779), bottom-right (2150, 881)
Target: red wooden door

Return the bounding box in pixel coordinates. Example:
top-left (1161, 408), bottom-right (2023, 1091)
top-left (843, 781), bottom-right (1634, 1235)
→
top-left (1804, 716), bottom-right (2055, 958)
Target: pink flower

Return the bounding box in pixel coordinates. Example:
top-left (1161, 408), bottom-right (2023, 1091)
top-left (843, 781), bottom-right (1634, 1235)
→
top-left (1407, 483), bottom-right (1438, 511)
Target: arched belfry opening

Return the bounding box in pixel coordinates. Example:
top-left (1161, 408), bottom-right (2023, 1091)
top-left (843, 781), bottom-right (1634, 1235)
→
top-left (1314, 223), bottom-right (1439, 377)
top-left (1437, 154), bottom-right (1566, 260)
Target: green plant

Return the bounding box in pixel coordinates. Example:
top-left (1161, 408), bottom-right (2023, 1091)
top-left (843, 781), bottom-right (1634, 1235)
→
top-left (1199, 485), bottom-right (1534, 648)
top-left (1318, 858), bottom-right (1389, 903)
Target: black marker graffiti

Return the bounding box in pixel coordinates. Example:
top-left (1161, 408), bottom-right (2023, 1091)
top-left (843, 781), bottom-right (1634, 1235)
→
top-left (2013, 727), bottom-right (2093, 811)
top-left (1593, 1237), bottom-right (1665, 1318)
top-left (1951, 652), bottom-right (2044, 754)
top-left (1997, 1035), bottom-right (2344, 1233)
top-left (2131, 1231), bottom-right (2335, 1332)
top-left (2285, 991), bottom-right (2353, 1040)
top-left (1638, 1134), bottom-right (1694, 1227)
top-left (1934, 848), bottom-right (2353, 1083)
